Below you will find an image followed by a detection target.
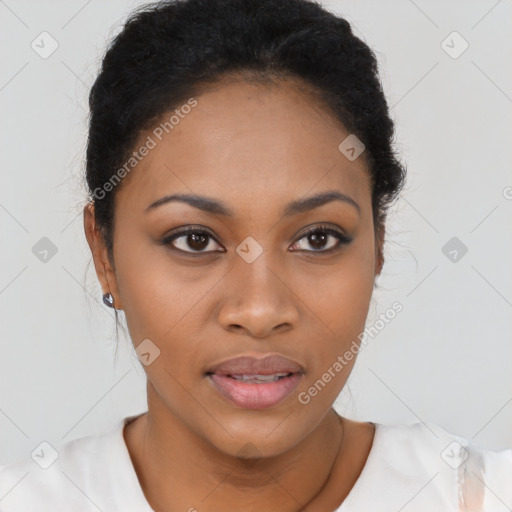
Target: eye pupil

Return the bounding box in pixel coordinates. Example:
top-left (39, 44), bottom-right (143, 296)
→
top-left (309, 231), bottom-right (327, 250)
top-left (188, 232), bottom-right (208, 251)
top-left (164, 225), bottom-right (349, 256)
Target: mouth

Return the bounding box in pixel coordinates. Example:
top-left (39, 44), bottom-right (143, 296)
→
top-left (205, 354), bottom-right (304, 410)
top-left (218, 372), bottom-right (294, 383)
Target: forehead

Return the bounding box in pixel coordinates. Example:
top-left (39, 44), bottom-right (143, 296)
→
top-left (115, 79), bottom-right (372, 217)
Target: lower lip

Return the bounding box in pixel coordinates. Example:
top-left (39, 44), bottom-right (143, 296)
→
top-left (208, 373), bottom-right (303, 409)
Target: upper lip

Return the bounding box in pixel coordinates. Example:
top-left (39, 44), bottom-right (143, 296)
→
top-left (207, 354), bottom-right (304, 376)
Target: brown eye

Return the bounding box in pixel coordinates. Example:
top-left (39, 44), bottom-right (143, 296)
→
top-left (162, 227), bottom-right (223, 254)
top-left (161, 224), bottom-right (352, 256)
top-left (290, 226), bottom-right (352, 253)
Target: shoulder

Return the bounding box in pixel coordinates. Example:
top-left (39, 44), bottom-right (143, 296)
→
top-left (378, 421), bottom-right (512, 511)
top-left (338, 420), bottom-right (512, 512)
top-left (0, 415), bottom-right (149, 512)
top-left (377, 420), bottom-right (512, 472)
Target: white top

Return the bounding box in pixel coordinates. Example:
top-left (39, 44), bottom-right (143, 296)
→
top-left (0, 413), bottom-right (510, 511)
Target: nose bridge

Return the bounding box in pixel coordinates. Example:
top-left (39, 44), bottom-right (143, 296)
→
top-left (219, 240), bottom-right (298, 336)
top-left (234, 241), bottom-right (282, 299)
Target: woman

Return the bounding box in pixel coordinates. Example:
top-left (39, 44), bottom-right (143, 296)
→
top-left (1, 0), bottom-right (510, 510)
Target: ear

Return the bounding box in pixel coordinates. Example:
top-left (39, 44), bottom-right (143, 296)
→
top-left (374, 222), bottom-right (385, 277)
top-left (83, 201), bottom-right (124, 310)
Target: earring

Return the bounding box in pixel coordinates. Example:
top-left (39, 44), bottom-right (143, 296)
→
top-left (102, 292), bottom-right (115, 308)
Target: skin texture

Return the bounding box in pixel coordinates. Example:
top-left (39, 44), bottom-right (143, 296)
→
top-left (84, 77), bottom-right (384, 511)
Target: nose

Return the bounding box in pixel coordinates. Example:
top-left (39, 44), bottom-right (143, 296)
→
top-left (217, 257), bottom-right (300, 338)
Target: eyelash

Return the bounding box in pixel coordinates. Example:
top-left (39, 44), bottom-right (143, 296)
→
top-left (161, 224), bottom-right (353, 255)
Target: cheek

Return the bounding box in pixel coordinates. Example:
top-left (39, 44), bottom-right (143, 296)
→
top-left (117, 269), bottom-right (200, 349)
top-left (111, 231), bottom-right (178, 342)
top-left (293, 252), bottom-right (375, 339)
top-left (113, 247), bottom-right (219, 379)
top-left (332, 238), bottom-right (376, 327)
top-left (296, 253), bottom-right (375, 384)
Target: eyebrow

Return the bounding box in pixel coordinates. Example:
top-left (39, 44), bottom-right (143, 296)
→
top-left (145, 190), bottom-right (360, 217)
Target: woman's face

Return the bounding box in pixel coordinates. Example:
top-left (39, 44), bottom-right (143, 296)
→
top-left (87, 78), bottom-right (383, 458)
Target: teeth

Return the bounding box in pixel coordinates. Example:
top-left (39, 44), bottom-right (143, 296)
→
top-left (229, 373), bottom-right (290, 383)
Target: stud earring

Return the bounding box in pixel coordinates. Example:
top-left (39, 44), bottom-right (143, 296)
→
top-left (102, 292), bottom-right (115, 308)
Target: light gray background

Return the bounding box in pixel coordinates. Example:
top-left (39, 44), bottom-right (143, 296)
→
top-left (1, 0), bottom-right (511, 465)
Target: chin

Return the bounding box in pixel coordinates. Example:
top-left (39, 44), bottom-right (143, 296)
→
top-left (200, 410), bottom-right (305, 460)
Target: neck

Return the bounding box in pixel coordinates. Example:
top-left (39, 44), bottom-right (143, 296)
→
top-left (126, 384), bottom-right (351, 512)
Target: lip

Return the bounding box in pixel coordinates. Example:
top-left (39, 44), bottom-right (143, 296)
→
top-left (206, 354), bottom-right (304, 410)
top-left (207, 354), bottom-right (304, 375)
